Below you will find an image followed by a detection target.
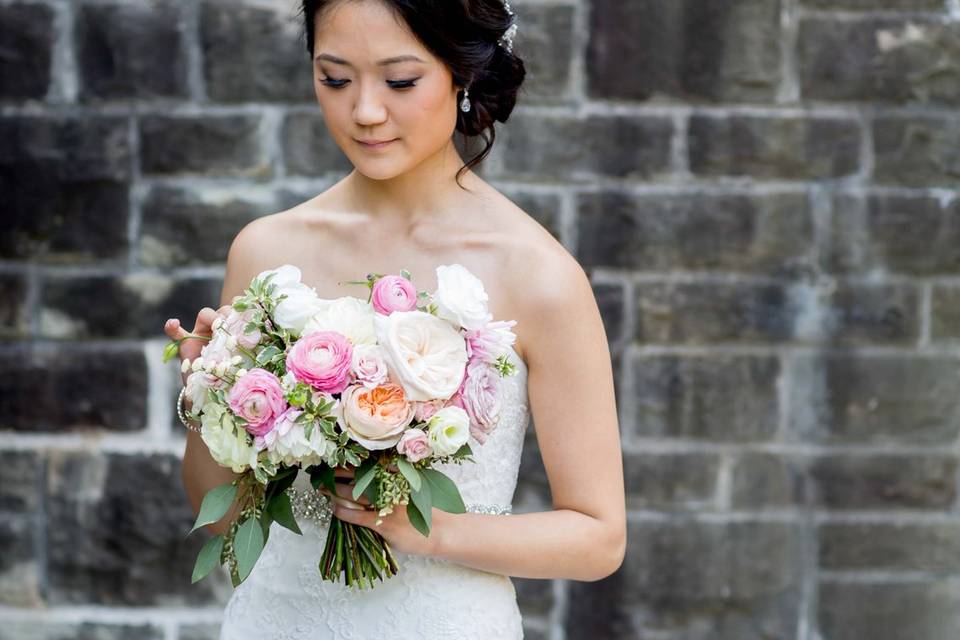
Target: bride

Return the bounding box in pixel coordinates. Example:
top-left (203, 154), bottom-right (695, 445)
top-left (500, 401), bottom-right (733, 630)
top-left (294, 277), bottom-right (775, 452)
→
top-left (164, 0), bottom-right (626, 637)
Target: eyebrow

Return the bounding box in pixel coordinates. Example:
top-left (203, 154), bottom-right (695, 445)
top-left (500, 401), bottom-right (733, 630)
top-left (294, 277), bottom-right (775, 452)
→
top-left (314, 53), bottom-right (427, 66)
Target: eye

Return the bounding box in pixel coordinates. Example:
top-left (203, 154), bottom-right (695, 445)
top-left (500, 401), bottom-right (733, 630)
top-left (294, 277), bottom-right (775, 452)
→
top-left (318, 77), bottom-right (420, 90)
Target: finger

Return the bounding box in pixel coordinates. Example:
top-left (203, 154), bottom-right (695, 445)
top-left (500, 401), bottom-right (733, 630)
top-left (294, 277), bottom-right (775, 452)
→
top-left (331, 482), bottom-right (371, 507)
top-left (319, 487), bottom-right (369, 510)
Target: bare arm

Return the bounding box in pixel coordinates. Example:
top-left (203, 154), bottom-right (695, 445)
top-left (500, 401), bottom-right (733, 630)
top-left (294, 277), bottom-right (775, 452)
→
top-left (432, 252), bottom-right (627, 581)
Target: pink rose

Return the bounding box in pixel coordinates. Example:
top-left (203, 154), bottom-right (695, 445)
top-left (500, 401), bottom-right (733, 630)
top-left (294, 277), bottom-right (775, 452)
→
top-left (350, 344), bottom-right (390, 389)
top-left (371, 275), bottom-right (418, 315)
top-left (413, 399), bottom-right (445, 422)
top-left (396, 428), bottom-right (432, 463)
top-left (463, 319), bottom-right (518, 363)
top-left (223, 307), bottom-right (262, 349)
top-left (450, 360), bottom-right (503, 445)
top-left (285, 330), bottom-right (353, 394)
top-left (227, 367), bottom-right (287, 437)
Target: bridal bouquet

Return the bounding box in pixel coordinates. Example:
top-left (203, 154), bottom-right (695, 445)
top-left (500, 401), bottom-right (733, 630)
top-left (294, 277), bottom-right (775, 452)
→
top-left (162, 263), bottom-right (519, 590)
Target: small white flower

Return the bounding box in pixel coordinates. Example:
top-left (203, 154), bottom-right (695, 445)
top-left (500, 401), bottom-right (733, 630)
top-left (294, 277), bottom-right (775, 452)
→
top-left (191, 357), bottom-right (205, 372)
top-left (236, 368), bottom-right (248, 377)
top-left (181, 358), bottom-right (191, 373)
top-left (231, 355), bottom-right (242, 365)
top-left (212, 316), bottom-right (224, 331)
top-left (426, 406), bottom-right (470, 457)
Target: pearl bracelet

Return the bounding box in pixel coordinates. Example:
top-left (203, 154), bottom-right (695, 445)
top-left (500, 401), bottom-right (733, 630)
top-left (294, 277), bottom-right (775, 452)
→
top-left (177, 386), bottom-right (202, 433)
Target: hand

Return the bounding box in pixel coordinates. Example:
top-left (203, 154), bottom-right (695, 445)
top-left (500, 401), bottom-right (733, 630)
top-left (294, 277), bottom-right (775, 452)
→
top-left (327, 465), bottom-right (445, 558)
top-left (163, 304), bottom-right (234, 387)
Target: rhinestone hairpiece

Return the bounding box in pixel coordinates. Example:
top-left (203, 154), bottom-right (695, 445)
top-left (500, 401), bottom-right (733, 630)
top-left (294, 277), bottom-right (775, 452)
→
top-left (498, 0), bottom-right (517, 54)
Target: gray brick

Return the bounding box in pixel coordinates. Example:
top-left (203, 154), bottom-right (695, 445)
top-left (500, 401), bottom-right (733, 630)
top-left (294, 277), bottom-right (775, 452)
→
top-left (632, 353), bottom-right (780, 441)
top-left (578, 191), bottom-right (815, 276)
top-left (0, 450), bottom-right (42, 513)
top-left (825, 193), bottom-right (960, 275)
top-left (932, 284), bottom-right (960, 341)
top-left (510, 5), bottom-right (575, 103)
top-left (820, 521), bottom-right (960, 571)
top-left (0, 515), bottom-right (40, 607)
top-left (280, 113), bottom-right (356, 176)
top-left (634, 280), bottom-right (797, 344)
top-left (139, 114), bottom-right (269, 177)
top-left (139, 184), bottom-right (270, 267)
top-left (0, 3), bottom-right (53, 100)
top-left (819, 581), bottom-right (960, 640)
top-left (77, 2), bottom-right (188, 101)
top-left (808, 455), bottom-right (956, 509)
top-left (821, 281), bottom-right (921, 345)
top-left (0, 344), bottom-right (147, 432)
top-left (688, 115), bottom-right (860, 179)
top-left (40, 273), bottom-right (221, 340)
top-left (0, 622), bottom-right (164, 640)
top-left (502, 190), bottom-right (563, 243)
top-left (802, 0), bottom-right (942, 7)
top-left (624, 452), bottom-right (721, 510)
top-left (787, 353), bottom-right (960, 445)
top-left (873, 115), bottom-right (960, 188)
top-left (177, 624), bottom-right (221, 640)
top-left (0, 115), bottom-right (130, 262)
top-left (799, 17), bottom-right (960, 105)
top-left (0, 272), bottom-right (28, 339)
top-left (731, 453), bottom-right (807, 508)
top-left (201, 2), bottom-right (314, 102)
top-left (566, 519), bottom-right (801, 638)
top-left (515, 576), bottom-right (555, 618)
top-left (592, 281), bottom-right (626, 344)
top-left (45, 451), bottom-right (228, 605)
top-left (498, 114), bottom-right (674, 181)
top-left (587, 0), bottom-right (782, 103)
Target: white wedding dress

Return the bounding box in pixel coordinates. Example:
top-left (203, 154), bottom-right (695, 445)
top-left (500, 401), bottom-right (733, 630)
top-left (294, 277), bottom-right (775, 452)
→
top-left (219, 346), bottom-right (531, 639)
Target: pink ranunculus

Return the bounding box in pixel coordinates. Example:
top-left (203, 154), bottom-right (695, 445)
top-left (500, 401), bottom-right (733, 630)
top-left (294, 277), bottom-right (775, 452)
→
top-left (462, 319), bottom-right (518, 363)
top-left (413, 399), bottom-right (445, 422)
top-left (371, 275), bottom-right (418, 315)
top-left (285, 330), bottom-right (354, 394)
top-left (227, 367), bottom-right (287, 437)
top-left (223, 307), bottom-right (262, 349)
top-left (454, 359), bottom-right (503, 445)
top-left (396, 428), bottom-right (432, 463)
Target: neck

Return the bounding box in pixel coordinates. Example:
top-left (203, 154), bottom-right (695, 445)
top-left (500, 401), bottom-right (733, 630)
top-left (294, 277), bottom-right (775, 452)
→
top-left (341, 138), bottom-right (481, 226)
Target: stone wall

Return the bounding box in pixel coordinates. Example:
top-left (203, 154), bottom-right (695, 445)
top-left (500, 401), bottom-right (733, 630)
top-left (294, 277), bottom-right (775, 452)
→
top-left (1, 0), bottom-right (959, 638)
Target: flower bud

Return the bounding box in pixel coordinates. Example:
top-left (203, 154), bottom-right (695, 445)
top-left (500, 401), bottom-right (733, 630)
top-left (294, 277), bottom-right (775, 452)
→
top-left (212, 317), bottom-right (224, 331)
top-left (231, 355), bottom-right (242, 365)
top-left (236, 368), bottom-right (247, 378)
top-left (180, 358), bottom-right (191, 373)
top-left (226, 336), bottom-right (237, 350)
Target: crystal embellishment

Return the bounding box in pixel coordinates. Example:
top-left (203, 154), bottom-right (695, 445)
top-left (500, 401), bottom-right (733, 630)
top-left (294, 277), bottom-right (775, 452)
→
top-left (286, 487), bottom-right (512, 530)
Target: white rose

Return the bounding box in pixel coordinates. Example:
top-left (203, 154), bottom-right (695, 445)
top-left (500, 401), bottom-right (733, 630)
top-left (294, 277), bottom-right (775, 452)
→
top-left (257, 264), bottom-right (328, 337)
top-left (432, 264), bottom-right (493, 330)
top-left (302, 296), bottom-right (377, 345)
top-left (200, 403), bottom-right (257, 473)
top-left (426, 406), bottom-right (470, 457)
top-left (374, 310), bottom-right (468, 401)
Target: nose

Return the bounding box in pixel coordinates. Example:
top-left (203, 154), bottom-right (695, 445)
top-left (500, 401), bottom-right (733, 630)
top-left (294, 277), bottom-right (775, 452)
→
top-left (353, 81), bottom-right (388, 126)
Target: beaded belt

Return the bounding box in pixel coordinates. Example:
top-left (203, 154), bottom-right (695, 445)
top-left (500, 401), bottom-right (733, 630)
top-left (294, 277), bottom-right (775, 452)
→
top-left (287, 487), bottom-right (512, 529)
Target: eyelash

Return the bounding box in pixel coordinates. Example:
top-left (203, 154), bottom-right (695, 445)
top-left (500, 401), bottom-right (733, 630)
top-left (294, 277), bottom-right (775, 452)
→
top-left (319, 77), bottom-right (419, 90)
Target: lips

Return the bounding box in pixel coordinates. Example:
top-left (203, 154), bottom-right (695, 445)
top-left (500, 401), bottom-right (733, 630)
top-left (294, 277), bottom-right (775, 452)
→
top-left (356, 138), bottom-right (397, 149)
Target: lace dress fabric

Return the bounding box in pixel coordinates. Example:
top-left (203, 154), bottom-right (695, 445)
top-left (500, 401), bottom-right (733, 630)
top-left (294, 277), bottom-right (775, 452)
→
top-left (219, 346), bottom-right (531, 639)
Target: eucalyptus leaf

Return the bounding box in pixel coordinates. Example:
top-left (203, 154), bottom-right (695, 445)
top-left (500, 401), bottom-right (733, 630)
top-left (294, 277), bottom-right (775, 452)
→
top-left (409, 478), bottom-right (432, 532)
top-left (235, 516), bottom-right (265, 582)
top-left (191, 534), bottom-right (225, 583)
top-left (420, 469), bottom-right (466, 514)
top-left (189, 483), bottom-right (237, 534)
top-left (395, 457), bottom-right (421, 492)
top-left (406, 501), bottom-right (430, 537)
top-left (308, 464), bottom-right (337, 495)
top-left (352, 458), bottom-right (379, 501)
top-left (267, 491), bottom-right (302, 535)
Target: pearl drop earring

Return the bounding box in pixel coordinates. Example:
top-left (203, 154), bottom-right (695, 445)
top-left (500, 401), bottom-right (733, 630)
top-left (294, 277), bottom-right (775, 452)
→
top-left (460, 87), bottom-right (471, 113)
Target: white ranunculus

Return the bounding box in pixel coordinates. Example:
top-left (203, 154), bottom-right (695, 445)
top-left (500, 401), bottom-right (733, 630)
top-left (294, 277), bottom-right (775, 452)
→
top-left (200, 403), bottom-right (257, 473)
top-left (374, 310), bottom-right (468, 401)
top-left (302, 295), bottom-right (377, 345)
top-left (432, 263), bottom-right (493, 330)
top-left (426, 406), bottom-right (470, 457)
top-left (257, 264), bottom-right (328, 337)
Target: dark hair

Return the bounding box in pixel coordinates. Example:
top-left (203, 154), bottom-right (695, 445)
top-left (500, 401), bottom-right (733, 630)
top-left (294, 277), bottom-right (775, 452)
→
top-left (299, 0), bottom-right (526, 189)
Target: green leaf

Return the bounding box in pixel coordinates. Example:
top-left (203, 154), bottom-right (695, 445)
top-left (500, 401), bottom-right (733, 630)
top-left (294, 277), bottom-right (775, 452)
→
top-left (308, 464), bottom-right (337, 495)
top-left (162, 341), bottom-right (180, 363)
top-left (191, 534), bottom-right (225, 583)
top-left (234, 516), bottom-right (265, 582)
top-left (406, 501), bottom-right (430, 537)
top-left (352, 458), bottom-right (379, 501)
top-left (255, 345), bottom-right (282, 366)
top-left (265, 467), bottom-right (298, 502)
top-left (190, 483), bottom-right (237, 534)
top-left (395, 457), bottom-right (421, 492)
top-left (259, 510), bottom-right (272, 545)
top-left (267, 491), bottom-right (302, 535)
top-left (409, 477), bottom-right (432, 532)
top-left (420, 469), bottom-right (466, 514)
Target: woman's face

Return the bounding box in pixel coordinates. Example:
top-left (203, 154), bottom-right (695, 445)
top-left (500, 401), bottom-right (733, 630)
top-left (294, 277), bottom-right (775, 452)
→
top-left (311, 1), bottom-right (461, 180)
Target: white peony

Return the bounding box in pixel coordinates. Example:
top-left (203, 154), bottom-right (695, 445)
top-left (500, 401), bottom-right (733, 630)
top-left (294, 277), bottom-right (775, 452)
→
top-left (259, 408), bottom-right (337, 468)
top-left (256, 264), bottom-right (328, 337)
top-left (374, 310), bottom-right (468, 401)
top-left (432, 264), bottom-right (493, 331)
top-left (426, 406), bottom-right (471, 457)
top-left (302, 296), bottom-right (377, 345)
top-left (200, 403), bottom-right (258, 473)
